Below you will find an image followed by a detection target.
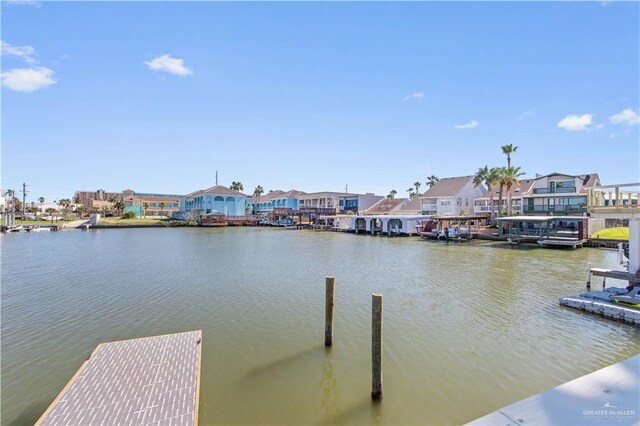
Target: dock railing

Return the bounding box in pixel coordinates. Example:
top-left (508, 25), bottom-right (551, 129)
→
top-left (588, 183), bottom-right (640, 214)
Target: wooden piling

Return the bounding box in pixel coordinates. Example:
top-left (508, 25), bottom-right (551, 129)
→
top-left (371, 293), bottom-right (383, 400)
top-left (585, 262), bottom-right (591, 290)
top-left (325, 276), bottom-right (335, 346)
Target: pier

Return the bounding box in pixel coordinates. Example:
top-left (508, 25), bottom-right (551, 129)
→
top-left (468, 355), bottom-right (640, 425)
top-left (37, 331), bottom-right (202, 426)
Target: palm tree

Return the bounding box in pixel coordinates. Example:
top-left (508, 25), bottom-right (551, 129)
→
top-left (113, 200), bottom-right (125, 216)
top-left (426, 175), bottom-right (439, 188)
top-left (159, 202), bottom-right (166, 217)
top-left (501, 144), bottom-right (518, 168)
top-left (414, 181), bottom-right (422, 196)
top-left (387, 189), bottom-right (397, 199)
top-left (38, 197), bottom-right (45, 217)
top-left (253, 185), bottom-right (264, 215)
top-left (473, 166), bottom-right (501, 224)
top-left (407, 188), bottom-right (415, 199)
top-left (230, 181), bottom-right (244, 191)
top-left (143, 202), bottom-right (149, 218)
top-left (502, 166), bottom-right (525, 216)
top-left (495, 168), bottom-right (507, 218)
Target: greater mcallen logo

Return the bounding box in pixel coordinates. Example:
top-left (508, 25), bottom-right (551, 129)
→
top-left (583, 402), bottom-right (637, 422)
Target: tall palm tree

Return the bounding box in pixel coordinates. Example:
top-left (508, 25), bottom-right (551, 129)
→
top-left (473, 166), bottom-right (489, 220)
top-left (143, 202), bottom-right (149, 218)
top-left (495, 168), bottom-right (507, 218)
top-left (426, 175), bottom-right (439, 188)
top-left (387, 189), bottom-right (397, 199)
top-left (414, 181), bottom-right (422, 196)
top-left (502, 166), bottom-right (525, 216)
top-left (485, 168), bottom-right (501, 223)
top-left (501, 144), bottom-right (518, 168)
top-left (38, 197), bottom-right (45, 217)
top-left (406, 188), bottom-right (415, 199)
top-left (230, 181), bottom-right (244, 191)
top-left (253, 185), bottom-right (264, 215)
top-left (159, 202), bottom-right (166, 217)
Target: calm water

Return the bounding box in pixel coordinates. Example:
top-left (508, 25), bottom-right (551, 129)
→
top-left (1, 228), bottom-right (638, 425)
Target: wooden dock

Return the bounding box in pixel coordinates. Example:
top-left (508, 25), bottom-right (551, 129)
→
top-left (468, 355), bottom-right (640, 425)
top-left (37, 331), bottom-right (202, 426)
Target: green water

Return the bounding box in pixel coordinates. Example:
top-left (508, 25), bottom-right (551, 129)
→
top-left (1, 228), bottom-right (638, 425)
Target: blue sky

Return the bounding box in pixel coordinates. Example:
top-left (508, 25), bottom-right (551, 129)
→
top-left (2, 1), bottom-right (639, 203)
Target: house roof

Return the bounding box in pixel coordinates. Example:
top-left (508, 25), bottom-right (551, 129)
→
top-left (475, 178), bottom-right (536, 200)
top-left (421, 176), bottom-right (475, 198)
top-left (299, 191), bottom-right (359, 198)
top-left (397, 197), bottom-right (422, 213)
top-left (186, 185), bottom-right (248, 198)
top-left (363, 198), bottom-right (408, 214)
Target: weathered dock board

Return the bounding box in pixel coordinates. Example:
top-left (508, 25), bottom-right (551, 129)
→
top-left (468, 355), bottom-right (640, 425)
top-left (37, 330), bottom-right (202, 426)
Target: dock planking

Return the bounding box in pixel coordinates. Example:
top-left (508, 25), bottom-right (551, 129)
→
top-left (37, 330), bottom-right (202, 426)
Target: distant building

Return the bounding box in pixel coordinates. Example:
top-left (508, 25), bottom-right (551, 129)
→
top-left (298, 192), bottom-right (383, 214)
top-left (184, 185), bottom-right (249, 216)
top-left (252, 189), bottom-right (306, 215)
top-left (420, 176), bottom-right (485, 216)
top-left (362, 198), bottom-right (411, 215)
top-left (122, 189), bottom-right (185, 217)
top-left (73, 189), bottom-right (122, 210)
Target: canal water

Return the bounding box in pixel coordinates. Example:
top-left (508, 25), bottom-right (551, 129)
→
top-left (1, 228), bottom-right (638, 425)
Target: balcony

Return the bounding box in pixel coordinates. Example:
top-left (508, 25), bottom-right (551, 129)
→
top-left (523, 204), bottom-right (586, 213)
top-left (532, 187), bottom-right (576, 194)
top-left (588, 185), bottom-right (640, 218)
top-left (421, 204), bottom-right (438, 212)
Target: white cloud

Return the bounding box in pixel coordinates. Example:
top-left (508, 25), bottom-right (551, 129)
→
top-left (403, 92), bottom-right (424, 102)
top-left (517, 110), bottom-right (533, 121)
top-left (1, 67), bottom-right (57, 92)
top-left (144, 54), bottom-right (192, 76)
top-left (609, 109), bottom-right (640, 126)
top-left (1, 40), bottom-right (37, 64)
top-left (556, 113), bottom-right (594, 131)
top-left (455, 120), bottom-right (479, 129)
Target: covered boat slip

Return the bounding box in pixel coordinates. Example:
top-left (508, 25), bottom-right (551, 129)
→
top-left (418, 215), bottom-right (490, 240)
top-left (496, 215), bottom-right (589, 248)
top-left (37, 331), bottom-right (202, 426)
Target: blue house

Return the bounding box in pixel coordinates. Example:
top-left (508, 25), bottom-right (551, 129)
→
top-left (252, 189), bottom-right (306, 214)
top-left (184, 185), bottom-right (249, 216)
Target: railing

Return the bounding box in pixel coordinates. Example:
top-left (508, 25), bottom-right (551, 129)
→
top-left (588, 185), bottom-right (640, 213)
top-left (523, 205), bottom-right (586, 213)
top-left (421, 204), bottom-right (438, 212)
top-left (532, 187), bottom-right (576, 194)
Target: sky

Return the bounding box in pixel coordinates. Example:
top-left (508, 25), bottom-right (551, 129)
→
top-left (1, 1), bottom-right (639, 203)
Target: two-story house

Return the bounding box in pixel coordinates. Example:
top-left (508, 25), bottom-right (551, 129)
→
top-left (522, 173), bottom-right (600, 215)
top-left (474, 179), bottom-right (536, 216)
top-left (420, 176), bottom-right (485, 216)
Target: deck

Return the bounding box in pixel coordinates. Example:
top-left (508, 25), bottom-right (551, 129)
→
top-left (37, 331), bottom-right (202, 426)
top-left (468, 355), bottom-right (640, 425)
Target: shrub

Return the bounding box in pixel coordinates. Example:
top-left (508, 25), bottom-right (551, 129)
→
top-left (121, 211), bottom-right (136, 219)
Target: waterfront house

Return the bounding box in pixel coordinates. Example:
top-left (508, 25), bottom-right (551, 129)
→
top-left (252, 189), bottom-right (306, 215)
top-left (298, 192), bottom-right (383, 214)
top-left (474, 179), bottom-right (535, 216)
top-left (522, 173), bottom-right (600, 215)
top-left (122, 189), bottom-right (186, 217)
top-left (420, 176), bottom-right (485, 216)
top-left (363, 198), bottom-right (411, 215)
top-left (184, 185), bottom-right (249, 216)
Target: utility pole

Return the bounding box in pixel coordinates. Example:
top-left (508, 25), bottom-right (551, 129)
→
top-left (345, 184), bottom-right (348, 193)
top-left (215, 170), bottom-right (218, 186)
top-left (21, 182), bottom-right (28, 219)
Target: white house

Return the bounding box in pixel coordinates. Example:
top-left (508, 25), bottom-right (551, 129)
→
top-left (420, 175), bottom-right (485, 216)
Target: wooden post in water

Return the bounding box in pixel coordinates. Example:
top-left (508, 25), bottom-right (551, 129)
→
top-left (585, 262), bottom-right (591, 291)
top-left (325, 276), bottom-right (335, 346)
top-left (371, 293), bottom-right (383, 400)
